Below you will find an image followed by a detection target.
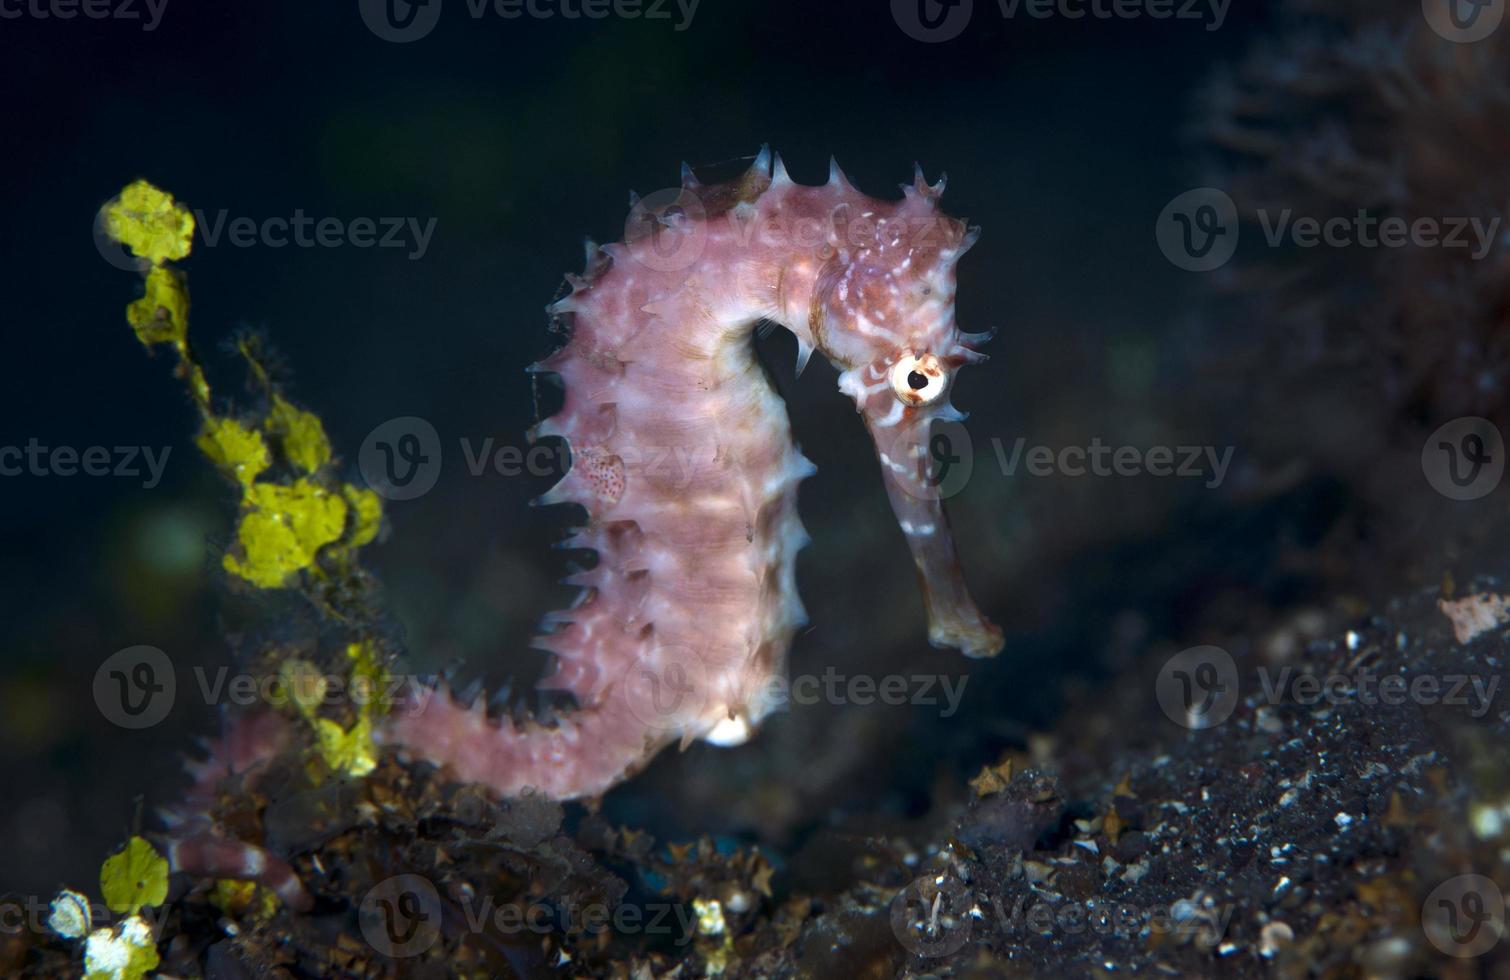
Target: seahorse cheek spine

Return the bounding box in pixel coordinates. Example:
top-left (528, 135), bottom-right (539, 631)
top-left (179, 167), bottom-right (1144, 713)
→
top-left (380, 150), bottom-right (1000, 800)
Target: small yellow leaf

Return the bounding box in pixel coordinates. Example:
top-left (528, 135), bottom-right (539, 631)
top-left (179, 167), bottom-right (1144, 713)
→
top-left (313, 715), bottom-right (376, 776)
top-left (342, 485), bottom-right (383, 548)
top-left (103, 180), bottom-right (194, 266)
top-left (196, 417), bottom-right (270, 488)
top-left (223, 478), bottom-right (348, 588)
top-left (210, 879), bottom-right (280, 921)
top-left (345, 638), bottom-right (389, 716)
top-left (268, 395), bottom-right (331, 474)
top-left (278, 659), bottom-right (328, 718)
top-left (99, 837), bottom-right (168, 915)
top-left (125, 266), bottom-right (189, 348)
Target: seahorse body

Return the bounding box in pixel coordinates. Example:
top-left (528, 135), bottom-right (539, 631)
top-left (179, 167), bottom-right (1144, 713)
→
top-left (381, 149), bottom-right (1001, 799)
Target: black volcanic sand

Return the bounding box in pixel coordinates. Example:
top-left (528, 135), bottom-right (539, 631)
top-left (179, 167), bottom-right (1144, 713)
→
top-left (9, 579), bottom-right (1507, 979)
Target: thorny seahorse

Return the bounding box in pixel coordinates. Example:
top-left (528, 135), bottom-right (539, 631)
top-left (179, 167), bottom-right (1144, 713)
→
top-left (377, 148), bottom-right (1002, 800)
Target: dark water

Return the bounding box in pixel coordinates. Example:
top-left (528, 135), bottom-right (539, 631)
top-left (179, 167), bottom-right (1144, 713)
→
top-left (10, 6), bottom-right (1502, 972)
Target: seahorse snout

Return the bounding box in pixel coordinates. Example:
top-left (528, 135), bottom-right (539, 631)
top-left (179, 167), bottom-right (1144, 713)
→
top-left (860, 401), bottom-right (1003, 658)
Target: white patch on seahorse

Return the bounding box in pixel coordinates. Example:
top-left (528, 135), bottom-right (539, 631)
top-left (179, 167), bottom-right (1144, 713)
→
top-left (870, 399), bottom-right (906, 429)
top-left (704, 715), bottom-right (753, 746)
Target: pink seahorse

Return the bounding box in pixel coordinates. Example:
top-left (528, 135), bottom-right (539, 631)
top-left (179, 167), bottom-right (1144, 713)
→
top-left (379, 148), bottom-right (1001, 800)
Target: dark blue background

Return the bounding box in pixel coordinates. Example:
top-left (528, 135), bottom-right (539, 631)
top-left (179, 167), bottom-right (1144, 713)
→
top-left (0, 0), bottom-right (1275, 896)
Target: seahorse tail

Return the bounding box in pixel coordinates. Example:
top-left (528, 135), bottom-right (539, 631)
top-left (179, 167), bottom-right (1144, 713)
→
top-left (378, 681), bottom-right (670, 800)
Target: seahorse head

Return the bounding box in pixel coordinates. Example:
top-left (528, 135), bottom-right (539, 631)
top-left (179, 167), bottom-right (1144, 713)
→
top-left (813, 167), bottom-right (1003, 658)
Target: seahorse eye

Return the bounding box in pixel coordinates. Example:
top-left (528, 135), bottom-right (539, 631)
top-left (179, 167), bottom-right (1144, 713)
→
top-left (889, 353), bottom-right (949, 407)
